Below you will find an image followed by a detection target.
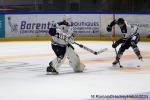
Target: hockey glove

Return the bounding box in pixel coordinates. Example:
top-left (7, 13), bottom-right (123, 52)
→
top-left (107, 25), bottom-right (112, 32)
top-left (112, 43), bottom-right (118, 48)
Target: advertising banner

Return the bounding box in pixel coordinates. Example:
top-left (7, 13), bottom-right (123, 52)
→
top-left (5, 14), bottom-right (100, 37)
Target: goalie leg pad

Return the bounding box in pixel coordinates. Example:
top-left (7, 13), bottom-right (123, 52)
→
top-left (66, 46), bottom-right (85, 72)
top-left (74, 63), bottom-right (85, 72)
top-left (49, 44), bottom-right (67, 72)
top-left (48, 56), bottom-right (66, 73)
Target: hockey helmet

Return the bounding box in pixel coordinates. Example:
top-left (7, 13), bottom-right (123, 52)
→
top-left (117, 18), bottom-right (125, 25)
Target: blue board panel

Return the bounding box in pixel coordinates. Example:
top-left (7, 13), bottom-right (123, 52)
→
top-left (0, 14), bottom-right (5, 37)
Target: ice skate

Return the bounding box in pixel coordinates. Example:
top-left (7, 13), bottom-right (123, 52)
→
top-left (46, 63), bottom-right (58, 75)
top-left (112, 59), bottom-right (119, 66)
top-left (112, 60), bottom-right (119, 66)
top-left (138, 55), bottom-right (143, 61)
top-left (112, 60), bottom-right (123, 68)
top-left (46, 66), bottom-right (58, 75)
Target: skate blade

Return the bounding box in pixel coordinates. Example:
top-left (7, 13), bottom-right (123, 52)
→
top-left (46, 72), bottom-right (59, 75)
top-left (112, 64), bottom-right (123, 68)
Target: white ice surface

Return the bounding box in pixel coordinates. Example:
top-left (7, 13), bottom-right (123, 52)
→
top-left (0, 41), bottom-right (150, 100)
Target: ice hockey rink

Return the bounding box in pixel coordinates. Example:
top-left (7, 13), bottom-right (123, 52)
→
top-left (0, 41), bottom-right (150, 100)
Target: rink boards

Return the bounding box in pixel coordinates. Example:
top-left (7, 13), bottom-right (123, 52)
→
top-left (0, 13), bottom-right (150, 39)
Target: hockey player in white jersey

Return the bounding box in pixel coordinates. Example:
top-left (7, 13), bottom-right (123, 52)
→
top-left (47, 15), bottom-right (85, 74)
top-left (107, 18), bottom-right (143, 66)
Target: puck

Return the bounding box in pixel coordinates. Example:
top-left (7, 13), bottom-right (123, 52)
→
top-left (137, 65), bottom-right (140, 67)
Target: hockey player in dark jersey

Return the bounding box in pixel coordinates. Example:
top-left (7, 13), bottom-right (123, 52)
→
top-left (47, 15), bottom-right (85, 74)
top-left (107, 18), bottom-right (143, 66)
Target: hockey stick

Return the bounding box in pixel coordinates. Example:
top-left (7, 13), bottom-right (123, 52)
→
top-left (112, 39), bottom-right (123, 68)
top-left (111, 14), bottom-right (123, 68)
top-left (74, 42), bottom-right (108, 55)
top-left (53, 30), bottom-right (107, 55)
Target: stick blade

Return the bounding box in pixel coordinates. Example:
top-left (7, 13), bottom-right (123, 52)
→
top-left (96, 48), bottom-right (108, 55)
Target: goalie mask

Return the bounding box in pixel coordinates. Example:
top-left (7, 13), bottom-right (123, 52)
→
top-left (57, 15), bottom-right (72, 33)
top-left (63, 15), bottom-right (72, 26)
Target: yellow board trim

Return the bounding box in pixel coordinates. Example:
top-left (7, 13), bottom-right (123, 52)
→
top-left (0, 36), bottom-right (150, 42)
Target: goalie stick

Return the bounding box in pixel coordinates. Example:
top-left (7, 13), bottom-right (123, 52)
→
top-left (53, 31), bottom-right (108, 55)
top-left (74, 42), bottom-right (108, 55)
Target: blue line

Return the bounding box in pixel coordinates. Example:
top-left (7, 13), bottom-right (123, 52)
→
top-left (0, 11), bottom-right (150, 15)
